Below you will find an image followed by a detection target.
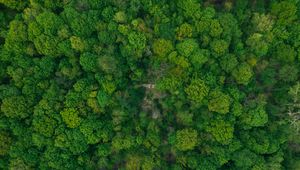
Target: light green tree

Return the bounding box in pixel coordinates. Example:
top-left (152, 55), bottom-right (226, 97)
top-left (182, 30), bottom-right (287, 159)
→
top-left (175, 128), bottom-right (198, 151)
top-left (60, 108), bottom-right (81, 128)
top-left (185, 79), bottom-right (209, 104)
top-left (208, 90), bottom-right (231, 114)
top-left (232, 63), bottom-right (253, 85)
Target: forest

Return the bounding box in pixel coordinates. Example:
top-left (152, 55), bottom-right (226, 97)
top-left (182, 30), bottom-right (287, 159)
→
top-left (0, 0), bottom-right (300, 169)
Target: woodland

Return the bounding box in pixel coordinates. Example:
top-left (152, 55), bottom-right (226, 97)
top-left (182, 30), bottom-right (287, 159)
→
top-left (0, 0), bottom-right (300, 169)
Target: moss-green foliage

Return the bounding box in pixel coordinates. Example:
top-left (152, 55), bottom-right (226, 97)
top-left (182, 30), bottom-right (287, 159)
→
top-left (208, 120), bottom-right (234, 145)
top-left (232, 63), bottom-right (253, 85)
top-left (185, 79), bottom-right (209, 104)
top-left (176, 23), bottom-right (193, 40)
top-left (79, 52), bottom-right (98, 72)
top-left (60, 108), bottom-right (81, 128)
top-left (176, 39), bottom-right (199, 57)
top-left (1, 96), bottom-right (30, 119)
top-left (208, 89), bottom-right (231, 114)
top-left (175, 128), bottom-right (198, 151)
top-left (0, 0), bottom-right (299, 169)
top-left (210, 39), bottom-right (229, 57)
top-left (153, 38), bottom-right (174, 58)
top-left (0, 131), bottom-right (12, 156)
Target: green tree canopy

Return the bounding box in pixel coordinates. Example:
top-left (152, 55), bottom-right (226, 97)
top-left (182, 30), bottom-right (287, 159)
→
top-left (175, 128), bottom-right (198, 151)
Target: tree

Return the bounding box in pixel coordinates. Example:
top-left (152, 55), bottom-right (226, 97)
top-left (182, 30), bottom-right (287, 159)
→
top-left (114, 11), bottom-right (127, 23)
top-left (40, 146), bottom-right (79, 169)
top-left (232, 149), bottom-right (259, 168)
top-left (232, 63), bottom-right (253, 85)
top-left (156, 76), bottom-right (182, 94)
top-left (60, 108), bottom-right (81, 128)
top-left (251, 13), bottom-right (274, 33)
top-left (176, 112), bottom-right (193, 126)
top-left (168, 53), bottom-right (190, 69)
top-left (1, 96), bottom-right (30, 119)
top-left (189, 49), bottom-right (209, 69)
top-left (209, 19), bottom-right (223, 37)
top-left (271, 1), bottom-right (297, 26)
top-left (128, 31), bottom-right (146, 51)
top-left (259, 67), bottom-right (277, 87)
top-left (4, 20), bottom-right (28, 55)
top-left (176, 39), bottom-right (199, 57)
top-left (220, 54), bottom-right (238, 73)
top-left (9, 158), bottom-right (32, 170)
top-left (126, 155), bottom-right (142, 170)
top-left (26, 11), bottom-right (66, 57)
top-left (241, 129), bottom-right (274, 154)
top-left (278, 64), bottom-right (298, 82)
top-left (185, 79), bottom-right (209, 104)
top-left (80, 116), bottom-right (111, 144)
top-left (112, 134), bottom-right (135, 151)
top-left (246, 33), bottom-right (269, 57)
top-left (208, 89), bottom-right (231, 114)
top-left (79, 52), bottom-right (98, 72)
top-left (142, 156), bottom-right (156, 170)
top-left (35, 11), bottom-right (63, 35)
top-left (0, 0), bottom-right (27, 10)
top-left (175, 128), bottom-right (198, 151)
top-left (70, 36), bottom-right (86, 52)
top-left (34, 34), bottom-right (60, 56)
top-left (176, 0), bottom-right (201, 19)
top-left (176, 23), bottom-right (193, 40)
top-left (98, 55), bottom-right (118, 74)
top-left (241, 105), bottom-right (268, 129)
top-left (54, 128), bottom-right (88, 154)
top-left (208, 120), bottom-right (234, 145)
top-left (33, 56), bottom-right (55, 79)
top-left (96, 90), bottom-right (110, 108)
top-left (62, 7), bottom-right (97, 37)
top-left (275, 43), bottom-right (297, 63)
top-left (0, 131), bottom-right (12, 155)
top-left (32, 115), bottom-right (57, 138)
top-left (97, 143), bottom-right (111, 157)
top-left (210, 39), bottom-right (229, 57)
top-left (152, 38), bottom-right (174, 59)
top-left (143, 121), bottom-right (161, 151)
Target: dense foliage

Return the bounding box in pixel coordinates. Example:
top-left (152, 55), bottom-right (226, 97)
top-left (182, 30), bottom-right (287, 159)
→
top-left (0, 0), bottom-right (300, 169)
